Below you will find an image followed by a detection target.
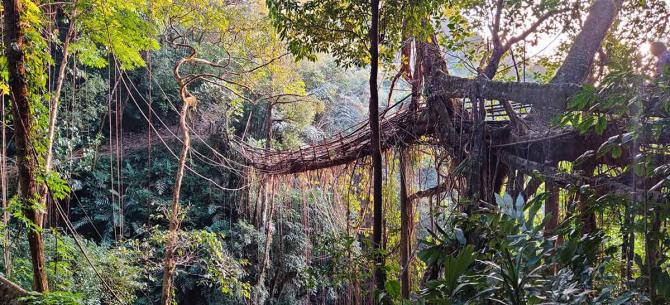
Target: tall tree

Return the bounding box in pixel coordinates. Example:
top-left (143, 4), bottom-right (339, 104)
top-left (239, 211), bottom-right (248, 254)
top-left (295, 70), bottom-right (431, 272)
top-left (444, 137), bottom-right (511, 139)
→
top-left (398, 148), bottom-right (411, 299)
top-left (159, 52), bottom-right (193, 305)
top-left (368, 0), bottom-right (384, 295)
top-left (397, 20), bottom-right (423, 298)
top-left (2, 0), bottom-right (48, 292)
top-left (152, 0), bottom-right (300, 302)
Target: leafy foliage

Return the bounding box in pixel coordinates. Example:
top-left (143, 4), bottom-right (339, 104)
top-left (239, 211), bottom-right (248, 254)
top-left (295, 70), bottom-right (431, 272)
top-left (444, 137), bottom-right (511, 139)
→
top-left (266, 0), bottom-right (448, 67)
top-left (19, 291), bottom-right (82, 305)
top-left (70, 0), bottom-right (159, 70)
top-left (2, 231), bottom-right (144, 305)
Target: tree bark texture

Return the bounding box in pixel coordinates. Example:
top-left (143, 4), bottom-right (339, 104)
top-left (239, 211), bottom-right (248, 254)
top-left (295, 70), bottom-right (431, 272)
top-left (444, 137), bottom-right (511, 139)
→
top-left (551, 0), bottom-right (622, 86)
top-left (160, 86), bottom-right (192, 305)
top-left (369, 0), bottom-right (386, 299)
top-left (399, 149), bottom-right (412, 299)
top-left (3, 0), bottom-right (49, 292)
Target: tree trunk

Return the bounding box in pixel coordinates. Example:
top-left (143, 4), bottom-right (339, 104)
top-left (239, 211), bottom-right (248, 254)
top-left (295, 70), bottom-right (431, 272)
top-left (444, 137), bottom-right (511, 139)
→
top-left (468, 93), bottom-right (486, 205)
top-left (3, 0), bottom-right (49, 292)
top-left (40, 12), bottom-right (77, 228)
top-left (621, 202), bottom-right (634, 284)
top-left (544, 182), bottom-right (559, 239)
top-left (160, 91), bottom-right (191, 305)
top-left (483, 48), bottom-right (505, 80)
top-left (369, 0), bottom-right (385, 299)
top-left (1, 95), bottom-right (10, 277)
top-left (576, 163), bottom-right (597, 235)
top-left (398, 37), bottom-right (424, 300)
top-left (254, 100), bottom-right (276, 304)
top-left (645, 207), bottom-right (661, 304)
top-left (256, 176), bottom-right (276, 304)
top-left (398, 149), bottom-right (412, 299)
top-left (551, 0), bottom-right (622, 85)
top-left (43, 9), bottom-right (76, 189)
top-left (536, 0), bottom-right (624, 240)
top-left (147, 51), bottom-right (153, 169)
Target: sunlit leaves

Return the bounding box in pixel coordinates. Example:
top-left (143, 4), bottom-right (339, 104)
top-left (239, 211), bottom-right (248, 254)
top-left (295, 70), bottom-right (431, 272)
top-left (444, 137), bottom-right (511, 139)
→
top-left (0, 56), bottom-right (8, 95)
top-left (19, 291), bottom-right (83, 305)
top-left (71, 0), bottom-right (159, 70)
top-left (69, 38), bottom-right (107, 68)
top-left (151, 0), bottom-right (235, 35)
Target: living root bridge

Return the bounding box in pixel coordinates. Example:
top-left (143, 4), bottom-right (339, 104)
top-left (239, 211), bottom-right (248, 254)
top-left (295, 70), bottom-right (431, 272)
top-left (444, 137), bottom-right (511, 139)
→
top-left (237, 75), bottom-right (667, 196)
top-left (237, 104), bottom-right (434, 175)
top-left (236, 97), bottom-right (526, 176)
top-left (235, 76), bottom-right (586, 176)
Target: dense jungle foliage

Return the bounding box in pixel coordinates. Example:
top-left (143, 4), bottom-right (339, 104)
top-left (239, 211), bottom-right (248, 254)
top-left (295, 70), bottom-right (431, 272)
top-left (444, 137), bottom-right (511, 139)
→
top-left (0, 0), bottom-right (668, 305)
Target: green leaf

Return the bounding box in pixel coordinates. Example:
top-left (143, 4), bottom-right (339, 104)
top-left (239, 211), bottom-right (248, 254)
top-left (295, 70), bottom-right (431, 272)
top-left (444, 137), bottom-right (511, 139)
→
top-left (595, 116), bottom-right (607, 134)
top-left (385, 280), bottom-right (401, 299)
top-left (611, 145), bottom-right (622, 159)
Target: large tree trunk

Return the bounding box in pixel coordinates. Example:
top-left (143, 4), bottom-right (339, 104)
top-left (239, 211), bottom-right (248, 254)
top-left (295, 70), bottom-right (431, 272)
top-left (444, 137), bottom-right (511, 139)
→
top-left (3, 0), bottom-right (49, 292)
top-left (422, 41), bottom-right (458, 154)
top-left (537, 0), bottom-right (622, 238)
top-left (550, 0), bottom-right (622, 85)
top-left (369, 0), bottom-right (386, 299)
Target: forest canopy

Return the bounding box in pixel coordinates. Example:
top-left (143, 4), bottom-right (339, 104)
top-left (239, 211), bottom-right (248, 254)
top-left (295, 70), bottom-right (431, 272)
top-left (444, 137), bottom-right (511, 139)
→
top-left (0, 0), bottom-right (668, 304)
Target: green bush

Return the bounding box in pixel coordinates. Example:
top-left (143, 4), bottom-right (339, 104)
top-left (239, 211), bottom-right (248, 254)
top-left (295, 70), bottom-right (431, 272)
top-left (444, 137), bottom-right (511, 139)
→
top-left (2, 231), bottom-right (144, 305)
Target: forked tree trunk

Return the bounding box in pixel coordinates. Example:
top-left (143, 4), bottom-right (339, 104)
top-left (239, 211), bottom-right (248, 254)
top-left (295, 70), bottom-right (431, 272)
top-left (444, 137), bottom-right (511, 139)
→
top-left (3, 0), bottom-right (49, 292)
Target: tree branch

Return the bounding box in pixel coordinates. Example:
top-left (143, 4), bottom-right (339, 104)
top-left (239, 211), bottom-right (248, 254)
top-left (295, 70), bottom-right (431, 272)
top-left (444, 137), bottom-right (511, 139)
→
top-left (407, 182), bottom-right (448, 202)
